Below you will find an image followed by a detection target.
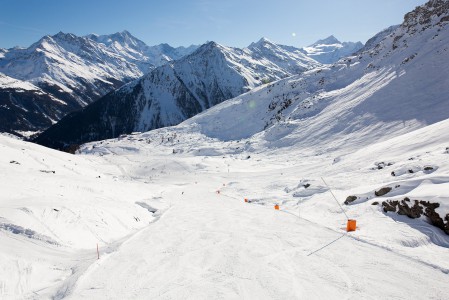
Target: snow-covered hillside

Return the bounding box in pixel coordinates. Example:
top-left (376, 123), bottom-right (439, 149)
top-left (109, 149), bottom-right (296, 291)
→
top-left (180, 0), bottom-right (449, 150)
top-left (34, 40), bottom-right (321, 149)
top-left (301, 35), bottom-right (363, 64)
top-left (2, 112), bottom-right (449, 298)
top-left (0, 134), bottom-right (168, 298)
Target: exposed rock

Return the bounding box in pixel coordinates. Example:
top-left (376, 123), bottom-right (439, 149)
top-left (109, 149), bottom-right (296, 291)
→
top-left (396, 199), bottom-right (423, 218)
top-left (382, 198), bottom-right (449, 235)
top-left (375, 187), bottom-right (392, 197)
top-left (374, 162), bottom-right (394, 170)
top-left (372, 201), bottom-right (379, 205)
top-left (424, 207), bottom-right (445, 231)
top-left (344, 196), bottom-right (357, 205)
top-left (423, 166), bottom-right (434, 171)
top-left (382, 200), bottom-right (397, 213)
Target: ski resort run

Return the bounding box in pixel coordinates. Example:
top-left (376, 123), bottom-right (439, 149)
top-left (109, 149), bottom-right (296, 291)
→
top-left (1, 0), bottom-right (449, 299)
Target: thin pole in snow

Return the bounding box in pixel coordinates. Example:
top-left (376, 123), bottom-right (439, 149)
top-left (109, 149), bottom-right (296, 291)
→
top-left (321, 177), bottom-right (349, 220)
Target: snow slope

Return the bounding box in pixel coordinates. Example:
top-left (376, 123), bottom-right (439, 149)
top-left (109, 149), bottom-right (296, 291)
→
top-left (0, 135), bottom-right (168, 298)
top-left (2, 112), bottom-right (449, 298)
top-left (66, 115), bottom-right (449, 299)
top-left (181, 0), bottom-right (449, 150)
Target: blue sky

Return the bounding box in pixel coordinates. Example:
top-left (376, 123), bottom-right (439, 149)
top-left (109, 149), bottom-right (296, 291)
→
top-left (0, 0), bottom-right (427, 49)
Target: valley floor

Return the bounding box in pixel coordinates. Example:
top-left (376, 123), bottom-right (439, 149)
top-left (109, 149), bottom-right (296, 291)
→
top-left (1, 119), bottom-right (449, 299)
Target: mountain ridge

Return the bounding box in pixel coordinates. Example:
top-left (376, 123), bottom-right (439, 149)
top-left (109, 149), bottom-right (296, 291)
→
top-left (301, 35), bottom-right (364, 64)
top-left (0, 31), bottom-right (199, 136)
top-left (34, 39), bottom-right (322, 149)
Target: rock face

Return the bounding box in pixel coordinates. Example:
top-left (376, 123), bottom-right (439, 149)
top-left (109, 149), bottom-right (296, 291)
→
top-left (403, 0), bottom-right (449, 31)
top-left (381, 198), bottom-right (449, 235)
top-left (34, 40), bottom-right (321, 150)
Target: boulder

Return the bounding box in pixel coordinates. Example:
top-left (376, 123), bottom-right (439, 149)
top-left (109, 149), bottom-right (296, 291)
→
top-left (344, 196), bottom-right (357, 205)
top-left (375, 187), bottom-right (392, 197)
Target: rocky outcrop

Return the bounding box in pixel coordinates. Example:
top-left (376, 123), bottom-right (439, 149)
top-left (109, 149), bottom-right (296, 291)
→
top-left (375, 187), bottom-right (392, 197)
top-left (381, 198), bottom-right (449, 235)
top-left (344, 196), bottom-right (358, 205)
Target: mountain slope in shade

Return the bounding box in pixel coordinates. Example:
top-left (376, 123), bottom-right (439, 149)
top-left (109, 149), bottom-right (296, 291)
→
top-left (34, 40), bottom-right (321, 149)
top-left (0, 73), bottom-right (75, 137)
top-left (301, 35), bottom-right (363, 64)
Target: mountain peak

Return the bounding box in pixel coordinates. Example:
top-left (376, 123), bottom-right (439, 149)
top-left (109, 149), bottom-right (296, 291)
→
top-left (53, 31), bottom-right (77, 40)
top-left (202, 41), bottom-right (221, 49)
top-left (257, 37), bottom-right (273, 44)
top-left (119, 30), bottom-right (132, 36)
top-left (310, 35), bottom-right (341, 46)
top-left (87, 30), bottom-right (144, 48)
top-left (248, 37), bottom-right (277, 50)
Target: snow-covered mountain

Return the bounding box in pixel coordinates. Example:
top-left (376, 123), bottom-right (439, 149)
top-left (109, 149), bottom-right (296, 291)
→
top-left (357, 25), bottom-right (400, 54)
top-left (34, 39), bottom-right (321, 149)
top-left (0, 32), bottom-right (142, 106)
top-left (174, 0), bottom-right (449, 150)
top-left (247, 37), bottom-right (320, 75)
top-left (86, 30), bottom-right (199, 74)
top-left (301, 35), bottom-right (363, 64)
top-left (0, 31), bottom-right (198, 136)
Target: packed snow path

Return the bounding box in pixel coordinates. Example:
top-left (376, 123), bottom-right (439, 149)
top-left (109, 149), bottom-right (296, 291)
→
top-left (67, 173), bottom-right (448, 299)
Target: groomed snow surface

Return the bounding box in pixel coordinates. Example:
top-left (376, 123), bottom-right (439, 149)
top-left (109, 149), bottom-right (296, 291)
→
top-left (1, 116), bottom-right (449, 299)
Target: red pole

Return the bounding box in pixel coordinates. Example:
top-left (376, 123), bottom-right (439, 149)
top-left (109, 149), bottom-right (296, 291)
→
top-left (97, 243), bottom-right (99, 260)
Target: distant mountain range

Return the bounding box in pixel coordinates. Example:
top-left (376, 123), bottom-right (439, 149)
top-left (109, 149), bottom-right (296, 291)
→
top-left (0, 30), bottom-right (362, 139)
top-left (300, 35), bottom-right (364, 64)
top-left (0, 31), bottom-right (198, 136)
top-left (34, 39), bottom-right (322, 149)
